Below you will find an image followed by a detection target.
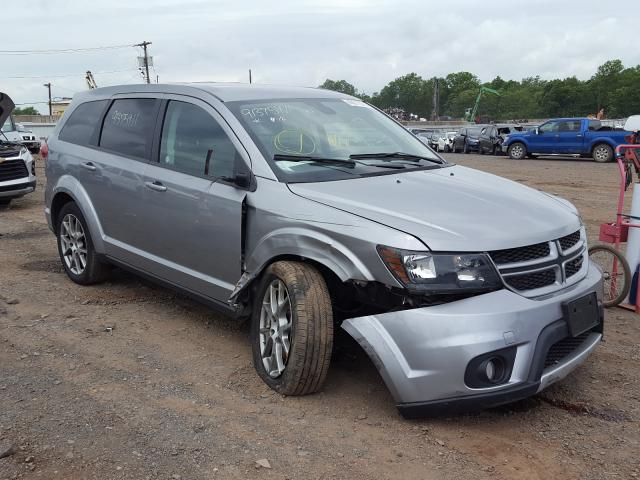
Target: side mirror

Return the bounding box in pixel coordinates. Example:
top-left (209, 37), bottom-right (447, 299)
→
top-left (222, 172), bottom-right (254, 190)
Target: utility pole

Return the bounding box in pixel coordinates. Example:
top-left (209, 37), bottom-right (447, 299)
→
top-left (43, 83), bottom-right (52, 115)
top-left (135, 41), bottom-right (152, 84)
top-left (431, 78), bottom-right (439, 121)
top-left (249, 69), bottom-right (252, 84)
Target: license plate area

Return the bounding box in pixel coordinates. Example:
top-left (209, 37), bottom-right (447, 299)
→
top-left (563, 293), bottom-right (599, 337)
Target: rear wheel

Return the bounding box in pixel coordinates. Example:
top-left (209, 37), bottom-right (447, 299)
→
top-left (56, 202), bottom-right (110, 285)
top-left (592, 143), bottom-right (613, 163)
top-left (508, 142), bottom-right (527, 160)
top-left (251, 261), bottom-right (333, 396)
top-left (588, 244), bottom-right (631, 307)
top-left (0, 198), bottom-right (11, 207)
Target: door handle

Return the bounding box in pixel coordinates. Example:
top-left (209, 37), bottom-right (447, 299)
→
top-left (145, 181), bottom-right (167, 192)
top-left (81, 162), bottom-right (96, 171)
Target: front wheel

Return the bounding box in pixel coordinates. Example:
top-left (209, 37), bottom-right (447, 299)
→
top-left (508, 142), bottom-right (527, 160)
top-left (592, 143), bottom-right (614, 163)
top-left (251, 261), bottom-right (333, 396)
top-left (588, 244), bottom-right (631, 307)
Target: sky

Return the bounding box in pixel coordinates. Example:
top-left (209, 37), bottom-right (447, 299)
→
top-left (1, 0), bottom-right (639, 113)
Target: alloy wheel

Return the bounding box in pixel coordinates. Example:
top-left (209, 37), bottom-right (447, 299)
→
top-left (60, 214), bottom-right (88, 275)
top-left (259, 279), bottom-right (293, 378)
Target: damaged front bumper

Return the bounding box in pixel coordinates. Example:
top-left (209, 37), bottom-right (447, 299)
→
top-left (342, 262), bottom-right (603, 418)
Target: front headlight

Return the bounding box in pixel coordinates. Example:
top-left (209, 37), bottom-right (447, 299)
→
top-left (377, 246), bottom-right (502, 293)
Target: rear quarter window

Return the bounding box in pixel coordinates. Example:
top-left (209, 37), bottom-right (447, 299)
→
top-left (99, 98), bottom-right (159, 160)
top-left (58, 100), bottom-right (108, 146)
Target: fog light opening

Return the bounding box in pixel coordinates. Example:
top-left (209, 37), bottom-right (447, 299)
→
top-left (479, 357), bottom-right (506, 384)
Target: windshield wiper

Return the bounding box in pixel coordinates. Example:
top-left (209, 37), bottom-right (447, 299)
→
top-left (349, 152), bottom-right (445, 164)
top-left (273, 154), bottom-right (356, 167)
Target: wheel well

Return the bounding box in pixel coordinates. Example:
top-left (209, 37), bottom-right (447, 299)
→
top-left (241, 255), bottom-right (348, 314)
top-left (50, 192), bottom-right (75, 233)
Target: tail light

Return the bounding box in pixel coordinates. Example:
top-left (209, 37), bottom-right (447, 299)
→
top-left (40, 140), bottom-right (49, 160)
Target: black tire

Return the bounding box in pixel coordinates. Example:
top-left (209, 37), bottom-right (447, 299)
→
top-left (478, 145), bottom-right (484, 155)
top-left (56, 202), bottom-right (110, 285)
top-left (0, 198), bottom-right (11, 207)
top-left (29, 147), bottom-right (40, 154)
top-left (251, 261), bottom-right (333, 396)
top-left (592, 143), bottom-right (614, 163)
top-left (588, 244), bottom-right (631, 307)
top-left (508, 142), bottom-right (527, 160)
top-left (492, 145), bottom-right (498, 155)
top-left (463, 141), bottom-right (469, 154)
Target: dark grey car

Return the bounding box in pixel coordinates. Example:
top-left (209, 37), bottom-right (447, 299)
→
top-left (44, 84), bottom-right (603, 417)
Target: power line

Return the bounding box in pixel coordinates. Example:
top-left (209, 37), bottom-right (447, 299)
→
top-left (0, 69), bottom-right (138, 79)
top-left (0, 44), bottom-right (135, 55)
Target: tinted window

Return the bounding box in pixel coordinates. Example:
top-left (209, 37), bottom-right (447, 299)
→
top-left (556, 120), bottom-right (581, 132)
top-left (99, 98), bottom-right (159, 159)
top-left (59, 100), bottom-right (107, 145)
top-left (539, 122), bottom-right (555, 133)
top-left (159, 101), bottom-right (237, 178)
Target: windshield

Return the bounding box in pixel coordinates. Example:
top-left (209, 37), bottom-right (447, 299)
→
top-left (227, 97), bottom-right (446, 183)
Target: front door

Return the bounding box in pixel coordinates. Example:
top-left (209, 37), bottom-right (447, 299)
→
top-left (139, 98), bottom-right (247, 303)
top-left (554, 119), bottom-right (584, 153)
top-left (528, 121), bottom-right (556, 153)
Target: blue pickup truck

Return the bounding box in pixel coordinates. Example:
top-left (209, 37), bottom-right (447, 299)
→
top-left (502, 118), bottom-right (630, 162)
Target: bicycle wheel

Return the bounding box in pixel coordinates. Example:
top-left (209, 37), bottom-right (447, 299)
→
top-left (588, 244), bottom-right (632, 307)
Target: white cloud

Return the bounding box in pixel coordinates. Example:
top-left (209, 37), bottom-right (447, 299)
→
top-left (1, 0), bottom-right (638, 113)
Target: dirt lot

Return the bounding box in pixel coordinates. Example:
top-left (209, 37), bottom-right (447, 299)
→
top-left (1, 154), bottom-right (639, 480)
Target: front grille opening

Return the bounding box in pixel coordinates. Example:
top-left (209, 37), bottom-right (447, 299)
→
top-left (505, 269), bottom-right (556, 291)
top-left (565, 255), bottom-right (584, 278)
top-left (559, 230), bottom-right (581, 251)
top-left (0, 160), bottom-right (29, 182)
top-left (544, 331), bottom-right (591, 369)
top-left (490, 241), bottom-right (551, 265)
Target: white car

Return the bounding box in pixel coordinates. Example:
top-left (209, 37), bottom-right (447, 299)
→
top-left (0, 92), bottom-right (37, 207)
top-left (437, 131), bottom-right (458, 152)
top-left (1, 113), bottom-right (40, 153)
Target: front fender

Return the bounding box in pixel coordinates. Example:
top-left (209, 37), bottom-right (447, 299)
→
top-left (50, 175), bottom-right (106, 253)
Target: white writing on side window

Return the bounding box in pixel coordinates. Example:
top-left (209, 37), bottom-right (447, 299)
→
top-left (111, 110), bottom-right (140, 128)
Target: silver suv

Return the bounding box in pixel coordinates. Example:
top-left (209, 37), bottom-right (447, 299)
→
top-left (44, 84), bottom-right (603, 417)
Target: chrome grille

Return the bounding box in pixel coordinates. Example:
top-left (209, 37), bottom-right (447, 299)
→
top-left (565, 255), bottom-right (583, 278)
top-left (490, 241), bottom-right (550, 264)
top-left (505, 269), bottom-right (556, 291)
top-left (559, 230), bottom-right (581, 251)
top-left (489, 229), bottom-right (586, 297)
top-left (0, 159), bottom-right (29, 182)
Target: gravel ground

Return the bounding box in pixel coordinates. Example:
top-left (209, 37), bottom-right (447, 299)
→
top-left (0, 153), bottom-right (639, 480)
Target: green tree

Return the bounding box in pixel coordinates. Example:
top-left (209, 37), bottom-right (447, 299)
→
top-left (318, 79), bottom-right (358, 96)
top-left (13, 106), bottom-right (40, 115)
top-left (372, 73), bottom-right (432, 117)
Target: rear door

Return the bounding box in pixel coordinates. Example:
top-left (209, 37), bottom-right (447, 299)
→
top-left (82, 96), bottom-right (161, 267)
top-left (555, 119), bottom-right (584, 153)
top-left (138, 97), bottom-right (248, 302)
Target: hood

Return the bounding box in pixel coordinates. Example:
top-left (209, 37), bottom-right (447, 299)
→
top-left (287, 165), bottom-right (581, 252)
top-left (0, 92), bottom-right (15, 127)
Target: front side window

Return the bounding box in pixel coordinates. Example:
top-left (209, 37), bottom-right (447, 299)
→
top-left (59, 100), bottom-right (107, 146)
top-left (539, 122), bottom-right (555, 134)
top-left (227, 97), bottom-right (445, 183)
top-left (159, 101), bottom-right (237, 178)
top-left (99, 98), bottom-right (159, 159)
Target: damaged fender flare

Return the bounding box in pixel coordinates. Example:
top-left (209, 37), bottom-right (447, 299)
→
top-left (228, 228), bottom-right (374, 305)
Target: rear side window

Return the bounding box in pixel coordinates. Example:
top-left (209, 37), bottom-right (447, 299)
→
top-left (59, 100), bottom-right (107, 146)
top-left (159, 101), bottom-right (237, 178)
top-left (99, 98), bottom-right (159, 160)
